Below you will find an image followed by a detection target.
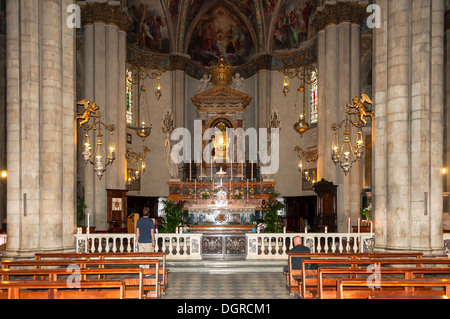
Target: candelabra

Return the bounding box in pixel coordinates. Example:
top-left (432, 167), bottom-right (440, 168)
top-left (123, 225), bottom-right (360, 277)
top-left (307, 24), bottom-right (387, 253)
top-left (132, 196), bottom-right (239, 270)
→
top-left (76, 100), bottom-right (116, 180)
top-left (331, 94), bottom-right (373, 176)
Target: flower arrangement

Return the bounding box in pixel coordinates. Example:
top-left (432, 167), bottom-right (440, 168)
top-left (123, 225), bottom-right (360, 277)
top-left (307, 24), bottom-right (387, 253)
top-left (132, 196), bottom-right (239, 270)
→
top-left (257, 222), bottom-right (267, 232)
top-left (361, 203), bottom-right (372, 221)
top-left (201, 190), bottom-right (210, 200)
top-left (234, 189), bottom-right (244, 200)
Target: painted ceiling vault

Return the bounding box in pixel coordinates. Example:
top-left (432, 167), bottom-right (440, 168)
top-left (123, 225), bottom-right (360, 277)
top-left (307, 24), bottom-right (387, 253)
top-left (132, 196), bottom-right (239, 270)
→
top-left (126, 0), bottom-right (319, 78)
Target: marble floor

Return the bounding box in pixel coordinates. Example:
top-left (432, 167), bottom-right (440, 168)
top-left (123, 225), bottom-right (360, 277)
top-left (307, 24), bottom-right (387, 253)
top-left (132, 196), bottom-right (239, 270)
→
top-left (161, 272), bottom-right (296, 299)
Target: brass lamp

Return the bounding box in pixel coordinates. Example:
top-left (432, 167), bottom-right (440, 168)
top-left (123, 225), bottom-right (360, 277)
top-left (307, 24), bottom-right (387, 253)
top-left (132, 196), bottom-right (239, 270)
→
top-left (330, 94), bottom-right (373, 176)
top-left (76, 100), bottom-right (115, 180)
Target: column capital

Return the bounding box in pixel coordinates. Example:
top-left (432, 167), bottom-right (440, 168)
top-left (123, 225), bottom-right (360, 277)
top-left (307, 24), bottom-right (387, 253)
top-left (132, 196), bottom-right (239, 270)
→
top-left (81, 3), bottom-right (131, 32)
top-left (169, 52), bottom-right (191, 71)
top-left (313, 1), bottom-right (368, 31)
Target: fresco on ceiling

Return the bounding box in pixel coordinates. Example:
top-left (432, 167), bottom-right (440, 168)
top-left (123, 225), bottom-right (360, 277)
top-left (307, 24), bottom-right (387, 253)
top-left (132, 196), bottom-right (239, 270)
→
top-left (187, 4), bottom-right (255, 67)
top-left (272, 0), bottom-right (317, 52)
top-left (127, 1), bottom-right (171, 54)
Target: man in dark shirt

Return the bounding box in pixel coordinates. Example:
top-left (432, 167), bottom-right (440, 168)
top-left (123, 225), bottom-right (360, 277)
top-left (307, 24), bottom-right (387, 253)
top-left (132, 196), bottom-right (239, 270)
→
top-left (284, 236), bottom-right (312, 272)
top-left (136, 207), bottom-right (155, 252)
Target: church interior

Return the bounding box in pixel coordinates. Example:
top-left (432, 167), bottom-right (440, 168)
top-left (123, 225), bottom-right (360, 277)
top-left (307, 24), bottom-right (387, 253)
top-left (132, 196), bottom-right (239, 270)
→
top-left (0, 0), bottom-right (450, 301)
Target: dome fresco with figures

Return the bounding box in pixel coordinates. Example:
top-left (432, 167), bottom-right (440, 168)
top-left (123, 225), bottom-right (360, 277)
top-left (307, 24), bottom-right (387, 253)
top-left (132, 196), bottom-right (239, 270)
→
top-left (125, 0), bottom-right (320, 76)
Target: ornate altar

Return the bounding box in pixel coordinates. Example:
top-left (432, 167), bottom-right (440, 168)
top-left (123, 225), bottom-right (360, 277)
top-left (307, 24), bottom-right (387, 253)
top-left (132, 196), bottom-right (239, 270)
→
top-left (165, 55), bottom-right (277, 259)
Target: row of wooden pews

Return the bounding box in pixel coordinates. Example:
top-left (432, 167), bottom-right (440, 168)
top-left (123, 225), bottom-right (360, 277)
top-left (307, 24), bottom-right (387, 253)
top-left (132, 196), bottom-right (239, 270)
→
top-left (285, 252), bottom-right (450, 299)
top-left (0, 252), bottom-right (168, 299)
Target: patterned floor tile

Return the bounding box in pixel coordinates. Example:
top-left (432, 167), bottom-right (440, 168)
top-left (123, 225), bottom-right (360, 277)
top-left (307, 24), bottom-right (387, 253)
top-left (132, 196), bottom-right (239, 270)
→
top-left (162, 272), bottom-right (294, 299)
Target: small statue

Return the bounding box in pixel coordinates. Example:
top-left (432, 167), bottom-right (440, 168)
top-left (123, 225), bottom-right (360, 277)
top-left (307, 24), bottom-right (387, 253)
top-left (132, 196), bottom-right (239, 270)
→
top-left (197, 73), bottom-right (212, 93)
top-left (231, 72), bottom-right (246, 93)
top-left (348, 93), bottom-right (373, 126)
top-left (76, 100), bottom-right (99, 127)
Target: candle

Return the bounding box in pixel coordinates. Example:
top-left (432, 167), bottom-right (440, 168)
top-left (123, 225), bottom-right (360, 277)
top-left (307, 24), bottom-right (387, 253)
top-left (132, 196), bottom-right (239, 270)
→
top-left (246, 179), bottom-right (249, 200)
top-left (370, 221), bottom-right (373, 235)
top-left (325, 226), bottom-right (328, 234)
top-left (283, 226), bottom-right (286, 234)
top-left (305, 226), bottom-right (308, 233)
top-left (348, 217), bottom-right (351, 233)
top-left (87, 213), bottom-right (90, 235)
top-left (200, 156), bottom-right (203, 180)
top-left (358, 218), bottom-right (360, 235)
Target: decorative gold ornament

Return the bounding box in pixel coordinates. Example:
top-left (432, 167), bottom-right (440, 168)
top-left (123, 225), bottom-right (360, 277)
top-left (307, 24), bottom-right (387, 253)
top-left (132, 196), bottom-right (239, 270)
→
top-left (210, 54), bottom-right (235, 87)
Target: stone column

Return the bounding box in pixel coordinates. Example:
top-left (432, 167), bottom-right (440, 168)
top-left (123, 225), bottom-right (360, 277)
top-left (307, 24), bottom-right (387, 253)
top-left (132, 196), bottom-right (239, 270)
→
top-left (6, 0), bottom-right (76, 257)
top-left (373, 0), bottom-right (445, 255)
top-left (0, 8), bottom-right (6, 231)
top-left (80, 3), bottom-right (130, 230)
top-left (314, 1), bottom-right (367, 231)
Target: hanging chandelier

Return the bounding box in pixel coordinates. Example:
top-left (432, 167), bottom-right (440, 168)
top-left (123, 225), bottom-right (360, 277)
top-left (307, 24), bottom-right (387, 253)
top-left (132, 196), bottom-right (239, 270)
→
top-left (331, 94), bottom-right (373, 176)
top-left (281, 62), bottom-right (317, 137)
top-left (293, 84), bottom-right (309, 137)
top-left (126, 57), bottom-right (165, 141)
top-left (76, 100), bottom-right (116, 180)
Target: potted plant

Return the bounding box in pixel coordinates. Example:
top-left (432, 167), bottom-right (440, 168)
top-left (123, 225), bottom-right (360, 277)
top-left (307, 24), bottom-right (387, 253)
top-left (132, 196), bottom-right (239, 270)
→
top-left (261, 191), bottom-right (285, 233)
top-left (159, 200), bottom-right (189, 233)
top-left (361, 203), bottom-right (372, 225)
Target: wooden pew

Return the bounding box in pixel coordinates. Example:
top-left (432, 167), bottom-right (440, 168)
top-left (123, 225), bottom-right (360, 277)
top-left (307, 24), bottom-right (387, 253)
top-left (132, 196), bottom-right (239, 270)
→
top-left (316, 267), bottom-right (450, 299)
top-left (299, 258), bottom-right (450, 299)
top-left (337, 278), bottom-right (450, 299)
top-left (0, 280), bottom-right (126, 299)
top-left (34, 252), bottom-right (168, 294)
top-left (285, 252), bottom-right (423, 295)
top-left (1, 259), bottom-right (160, 299)
top-left (0, 264), bottom-right (160, 299)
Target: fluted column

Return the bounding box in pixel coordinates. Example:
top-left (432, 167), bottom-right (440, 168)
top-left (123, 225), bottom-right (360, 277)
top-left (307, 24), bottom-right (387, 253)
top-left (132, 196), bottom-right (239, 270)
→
top-left (314, 1), bottom-right (367, 231)
top-left (373, 0), bottom-right (445, 255)
top-left (6, 0), bottom-right (76, 257)
top-left (81, 3), bottom-right (130, 230)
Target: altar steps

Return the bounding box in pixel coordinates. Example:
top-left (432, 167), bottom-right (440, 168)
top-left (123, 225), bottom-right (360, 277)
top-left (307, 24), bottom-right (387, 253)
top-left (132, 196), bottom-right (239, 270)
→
top-left (166, 259), bottom-right (286, 274)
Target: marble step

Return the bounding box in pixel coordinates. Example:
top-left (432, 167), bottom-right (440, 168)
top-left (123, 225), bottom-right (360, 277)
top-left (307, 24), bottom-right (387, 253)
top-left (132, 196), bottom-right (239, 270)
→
top-left (166, 259), bottom-right (287, 273)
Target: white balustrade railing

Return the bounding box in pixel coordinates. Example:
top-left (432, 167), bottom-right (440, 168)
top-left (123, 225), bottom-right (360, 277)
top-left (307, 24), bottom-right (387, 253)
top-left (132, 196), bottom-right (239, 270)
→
top-left (74, 233), bottom-right (203, 260)
top-left (75, 233), bottom-right (136, 253)
top-left (245, 233), bottom-right (375, 259)
top-left (46, 232), bottom-right (450, 259)
top-left (155, 233), bottom-right (202, 260)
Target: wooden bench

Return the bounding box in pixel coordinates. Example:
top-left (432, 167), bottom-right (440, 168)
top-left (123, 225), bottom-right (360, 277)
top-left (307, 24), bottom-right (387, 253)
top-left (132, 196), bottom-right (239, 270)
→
top-left (0, 265), bottom-right (160, 299)
top-left (34, 252), bottom-right (169, 294)
top-left (285, 252), bottom-right (423, 295)
top-left (299, 258), bottom-right (450, 299)
top-left (0, 280), bottom-right (126, 299)
top-left (1, 259), bottom-right (161, 299)
top-left (316, 267), bottom-right (450, 299)
top-left (337, 278), bottom-right (450, 299)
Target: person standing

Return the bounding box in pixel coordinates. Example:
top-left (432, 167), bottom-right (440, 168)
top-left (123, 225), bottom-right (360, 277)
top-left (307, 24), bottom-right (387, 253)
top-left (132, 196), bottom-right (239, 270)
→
top-left (136, 207), bottom-right (156, 252)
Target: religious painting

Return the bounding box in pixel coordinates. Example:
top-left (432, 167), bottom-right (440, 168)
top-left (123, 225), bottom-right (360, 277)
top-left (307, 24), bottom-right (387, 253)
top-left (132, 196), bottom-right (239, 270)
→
top-left (127, 1), bottom-right (170, 53)
top-left (272, 0), bottom-right (318, 52)
top-left (187, 4), bottom-right (256, 67)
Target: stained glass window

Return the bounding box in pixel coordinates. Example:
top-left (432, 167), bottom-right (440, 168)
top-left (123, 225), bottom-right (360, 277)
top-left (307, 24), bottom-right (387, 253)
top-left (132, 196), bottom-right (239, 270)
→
top-left (310, 69), bottom-right (318, 125)
top-left (126, 69), bottom-right (133, 126)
